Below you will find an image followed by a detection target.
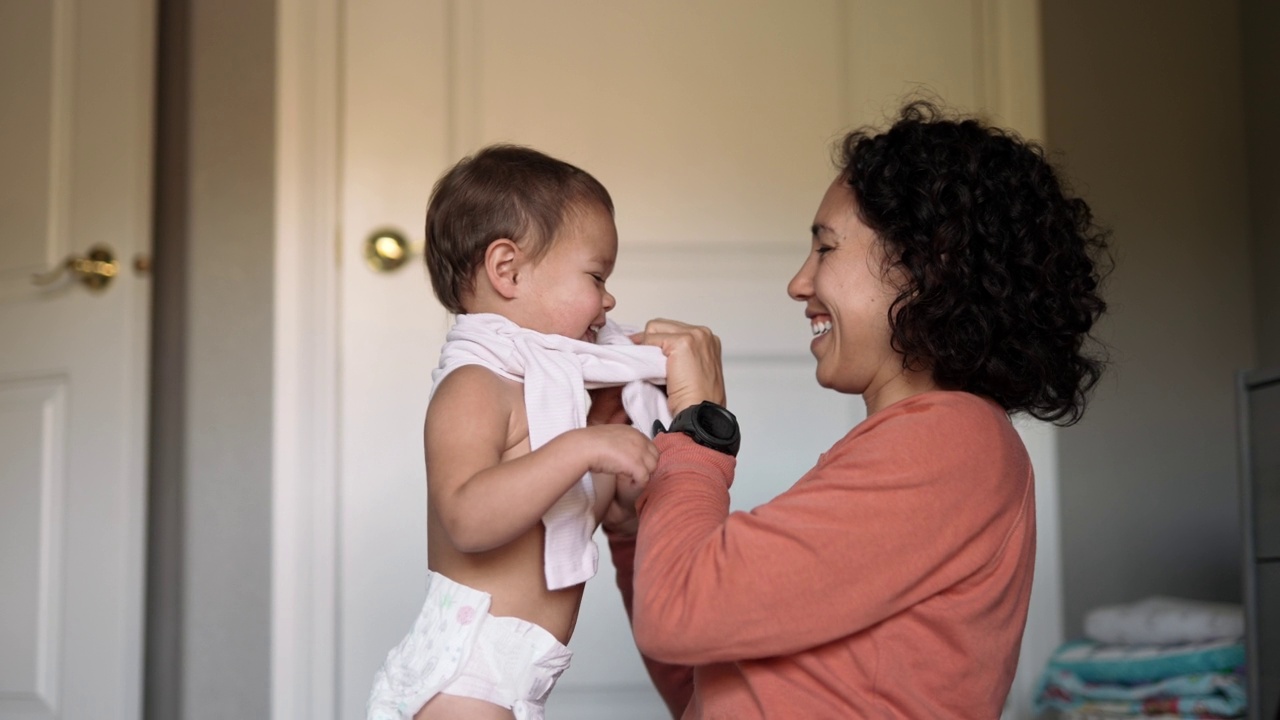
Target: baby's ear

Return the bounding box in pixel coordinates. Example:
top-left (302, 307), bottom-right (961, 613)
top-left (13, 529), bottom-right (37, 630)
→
top-left (483, 238), bottom-right (522, 299)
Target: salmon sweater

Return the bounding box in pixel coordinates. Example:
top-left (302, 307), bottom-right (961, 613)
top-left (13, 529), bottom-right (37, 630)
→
top-left (607, 391), bottom-right (1036, 719)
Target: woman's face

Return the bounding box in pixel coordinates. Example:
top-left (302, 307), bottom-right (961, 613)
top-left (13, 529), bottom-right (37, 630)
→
top-left (788, 178), bottom-right (920, 407)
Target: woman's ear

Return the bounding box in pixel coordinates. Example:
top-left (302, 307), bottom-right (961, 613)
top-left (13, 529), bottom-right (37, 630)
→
top-left (484, 238), bottom-right (522, 300)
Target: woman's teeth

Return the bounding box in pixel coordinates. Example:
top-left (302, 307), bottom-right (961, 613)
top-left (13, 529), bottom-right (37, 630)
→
top-left (810, 320), bottom-right (831, 337)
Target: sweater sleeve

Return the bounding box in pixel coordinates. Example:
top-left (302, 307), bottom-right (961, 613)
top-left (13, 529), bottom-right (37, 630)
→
top-left (605, 531), bottom-right (695, 719)
top-left (630, 397), bottom-right (1032, 666)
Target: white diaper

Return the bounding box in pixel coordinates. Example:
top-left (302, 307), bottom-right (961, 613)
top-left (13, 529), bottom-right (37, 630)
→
top-left (367, 571), bottom-right (573, 720)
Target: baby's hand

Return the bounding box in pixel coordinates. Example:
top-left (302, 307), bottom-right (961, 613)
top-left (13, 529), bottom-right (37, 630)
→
top-left (573, 424), bottom-right (659, 487)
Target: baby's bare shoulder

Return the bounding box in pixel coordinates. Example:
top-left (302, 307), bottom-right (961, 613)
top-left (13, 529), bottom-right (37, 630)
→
top-left (429, 365), bottom-right (520, 414)
top-left (426, 365), bottom-right (525, 451)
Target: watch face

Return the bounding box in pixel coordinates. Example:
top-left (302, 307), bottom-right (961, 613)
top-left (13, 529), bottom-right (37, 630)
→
top-left (670, 402), bottom-right (740, 456)
top-left (696, 403), bottom-right (737, 441)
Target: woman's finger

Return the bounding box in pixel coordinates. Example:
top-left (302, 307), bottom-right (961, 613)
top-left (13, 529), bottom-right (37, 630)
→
top-left (635, 319), bottom-right (726, 413)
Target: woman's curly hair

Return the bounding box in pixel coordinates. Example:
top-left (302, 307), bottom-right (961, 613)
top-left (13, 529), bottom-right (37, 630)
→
top-left (840, 101), bottom-right (1111, 425)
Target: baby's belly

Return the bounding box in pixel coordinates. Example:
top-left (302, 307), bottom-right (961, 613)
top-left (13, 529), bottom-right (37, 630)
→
top-left (427, 520), bottom-right (586, 645)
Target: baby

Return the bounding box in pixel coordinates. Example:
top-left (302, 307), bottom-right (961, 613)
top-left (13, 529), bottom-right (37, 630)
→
top-left (367, 145), bottom-right (667, 720)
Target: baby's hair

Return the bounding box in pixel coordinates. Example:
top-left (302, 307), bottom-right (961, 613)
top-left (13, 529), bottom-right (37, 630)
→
top-left (839, 100), bottom-right (1111, 425)
top-left (424, 144), bottom-right (614, 314)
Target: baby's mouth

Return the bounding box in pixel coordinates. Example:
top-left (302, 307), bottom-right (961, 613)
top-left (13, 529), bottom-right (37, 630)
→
top-left (584, 325), bottom-right (602, 343)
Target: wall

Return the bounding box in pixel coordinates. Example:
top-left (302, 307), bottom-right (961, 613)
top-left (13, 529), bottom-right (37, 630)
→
top-left (1043, 0), bottom-right (1257, 635)
top-left (146, 0), bottom-right (276, 717)
top-left (1243, 0), bottom-right (1280, 369)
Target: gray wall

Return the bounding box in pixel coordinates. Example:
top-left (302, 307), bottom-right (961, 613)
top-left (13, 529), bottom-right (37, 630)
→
top-left (146, 0), bottom-right (275, 717)
top-left (1243, 0), bottom-right (1280, 369)
top-left (1044, 0), bottom-right (1261, 635)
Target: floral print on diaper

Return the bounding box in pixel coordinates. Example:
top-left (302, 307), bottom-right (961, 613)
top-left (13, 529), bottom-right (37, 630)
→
top-left (366, 574), bottom-right (491, 720)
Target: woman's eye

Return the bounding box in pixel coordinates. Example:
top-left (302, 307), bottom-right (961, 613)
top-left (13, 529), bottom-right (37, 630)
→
top-left (816, 246), bottom-right (834, 257)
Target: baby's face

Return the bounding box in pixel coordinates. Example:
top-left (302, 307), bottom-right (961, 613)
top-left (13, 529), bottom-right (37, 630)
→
top-left (517, 202), bottom-right (618, 343)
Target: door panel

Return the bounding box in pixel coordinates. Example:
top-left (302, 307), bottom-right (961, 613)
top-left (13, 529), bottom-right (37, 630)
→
top-left (0, 379), bottom-right (66, 715)
top-left (340, 2), bottom-right (1049, 718)
top-left (0, 1), bottom-right (60, 289)
top-left (452, 1), bottom-right (843, 249)
top-left (0, 1), bottom-right (154, 718)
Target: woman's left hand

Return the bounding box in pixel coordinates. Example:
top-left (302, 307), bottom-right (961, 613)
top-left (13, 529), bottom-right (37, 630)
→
top-left (633, 318), bottom-right (726, 416)
top-left (602, 495), bottom-right (640, 540)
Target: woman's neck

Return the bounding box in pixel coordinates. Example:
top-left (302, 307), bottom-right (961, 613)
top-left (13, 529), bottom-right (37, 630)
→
top-left (862, 366), bottom-right (942, 416)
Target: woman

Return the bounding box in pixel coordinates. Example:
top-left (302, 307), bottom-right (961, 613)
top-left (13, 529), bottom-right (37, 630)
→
top-left (605, 101), bottom-right (1110, 719)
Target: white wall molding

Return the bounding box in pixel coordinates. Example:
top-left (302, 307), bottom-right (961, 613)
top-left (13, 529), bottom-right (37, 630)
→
top-left (273, 0), bottom-right (340, 717)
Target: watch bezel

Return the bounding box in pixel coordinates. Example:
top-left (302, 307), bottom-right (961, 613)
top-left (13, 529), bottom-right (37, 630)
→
top-left (668, 400), bottom-right (740, 457)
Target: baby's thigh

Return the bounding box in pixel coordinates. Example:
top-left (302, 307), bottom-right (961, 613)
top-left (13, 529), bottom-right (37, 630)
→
top-left (415, 692), bottom-right (516, 720)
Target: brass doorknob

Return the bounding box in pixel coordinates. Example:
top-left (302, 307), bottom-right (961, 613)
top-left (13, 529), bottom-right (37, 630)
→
top-left (31, 245), bottom-right (119, 291)
top-left (364, 229), bottom-right (422, 272)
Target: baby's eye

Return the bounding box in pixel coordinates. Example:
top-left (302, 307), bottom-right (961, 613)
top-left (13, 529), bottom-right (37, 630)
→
top-left (590, 273), bottom-right (605, 283)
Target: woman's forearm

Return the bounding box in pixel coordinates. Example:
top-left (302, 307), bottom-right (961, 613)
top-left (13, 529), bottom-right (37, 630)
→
top-left (606, 531), bottom-right (696, 719)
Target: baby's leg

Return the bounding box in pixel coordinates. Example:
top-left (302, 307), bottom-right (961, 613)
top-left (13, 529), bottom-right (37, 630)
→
top-left (415, 693), bottom-right (515, 720)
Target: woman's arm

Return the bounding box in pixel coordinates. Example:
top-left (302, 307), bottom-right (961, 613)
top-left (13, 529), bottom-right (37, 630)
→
top-left (629, 400), bottom-right (1032, 666)
top-left (592, 385), bottom-right (693, 718)
top-left (604, 527), bottom-right (695, 719)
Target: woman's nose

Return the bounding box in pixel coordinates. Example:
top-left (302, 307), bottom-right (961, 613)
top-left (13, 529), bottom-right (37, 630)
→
top-left (788, 256), bottom-right (814, 301)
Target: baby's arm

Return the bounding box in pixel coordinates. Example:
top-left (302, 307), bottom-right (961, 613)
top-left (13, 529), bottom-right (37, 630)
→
top-left (427, 366), bottom-right (658, 554)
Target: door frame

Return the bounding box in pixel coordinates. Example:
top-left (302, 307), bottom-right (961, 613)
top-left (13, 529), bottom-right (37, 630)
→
top-left (268, 2), bottom-right (1061, 718)
top-left (272, 0), bottom-right (341, 717)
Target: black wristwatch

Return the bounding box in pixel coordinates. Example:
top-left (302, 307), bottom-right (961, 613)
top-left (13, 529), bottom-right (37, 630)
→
top-left (653, 401), bottom-right (741, 457)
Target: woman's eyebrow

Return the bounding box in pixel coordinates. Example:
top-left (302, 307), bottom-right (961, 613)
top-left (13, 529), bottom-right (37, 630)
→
top-left (811, 223), bottom-right (836, 239)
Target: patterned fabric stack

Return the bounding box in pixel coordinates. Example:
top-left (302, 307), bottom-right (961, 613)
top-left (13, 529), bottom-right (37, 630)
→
top-left (1034, 597), bottom-right (1247, 719)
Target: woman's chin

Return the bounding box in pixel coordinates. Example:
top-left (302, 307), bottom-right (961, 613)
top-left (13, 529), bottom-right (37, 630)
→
top-left (813, 365), bottom-right (835, 390)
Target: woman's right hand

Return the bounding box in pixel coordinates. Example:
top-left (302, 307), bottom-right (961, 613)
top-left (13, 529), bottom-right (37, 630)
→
top-left (633, 318), bottom-right (726, 415)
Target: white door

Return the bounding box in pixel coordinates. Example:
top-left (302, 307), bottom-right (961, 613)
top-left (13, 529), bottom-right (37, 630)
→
top-left (337, 2), bottom-right (1053, 718)
top-left (0, 1), bottom-right (154, 719)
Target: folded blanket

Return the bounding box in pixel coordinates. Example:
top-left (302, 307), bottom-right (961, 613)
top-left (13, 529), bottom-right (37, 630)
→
top-left (1042, 638), bottom-right (1244, 686)
top-left (1084, 597), bottom-right (1244, 645)
top-left (1034, 668), bottom-right (1246, 719)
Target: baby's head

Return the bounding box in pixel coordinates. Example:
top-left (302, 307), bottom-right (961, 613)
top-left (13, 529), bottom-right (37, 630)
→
top-left (426, 145), bottom-right (618, 342)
